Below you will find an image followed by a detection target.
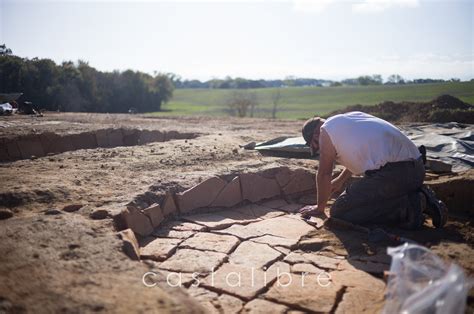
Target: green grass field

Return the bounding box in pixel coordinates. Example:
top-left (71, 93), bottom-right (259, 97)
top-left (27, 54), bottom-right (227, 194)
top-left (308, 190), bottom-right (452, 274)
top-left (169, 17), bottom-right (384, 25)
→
top-left (152, 81), bottom-right (474, 120)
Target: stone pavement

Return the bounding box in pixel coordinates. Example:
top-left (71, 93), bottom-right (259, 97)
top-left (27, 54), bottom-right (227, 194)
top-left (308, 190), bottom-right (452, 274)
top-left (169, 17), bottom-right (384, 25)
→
top-left (139, 200), bottom-right (388, 313)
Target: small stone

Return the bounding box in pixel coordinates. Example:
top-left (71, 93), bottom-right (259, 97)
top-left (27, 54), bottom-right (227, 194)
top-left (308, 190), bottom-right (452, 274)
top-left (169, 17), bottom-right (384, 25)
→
top-left (44, 209), bottom-right (61, 215)
top-left (118, 228), bottom-right (140, 261)
top-left (242, 299), bottom-right (288, 314)
top-left (179, 232), bottom-right (240, 254)
top-left (90, 209), bottom-right (109, 220)
top-left (62, 204), bottom-right (83, 212)
top-left (0, 209), bottom-right (14, 220)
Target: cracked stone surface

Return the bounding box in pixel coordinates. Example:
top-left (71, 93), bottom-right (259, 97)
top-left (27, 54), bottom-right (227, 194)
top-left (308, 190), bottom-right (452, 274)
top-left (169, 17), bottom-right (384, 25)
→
top-left (139, 237), bottom-right (182, 261)
top-left (145, 197), bottom-right (391, 313)
top-left (229, 241), bottom-right (282, 269)
top-left (250, 235), bottom-right (299, 249)
top-left (243, 299), bottom-right (288, 313)
top-left (179, 232), bottom-right (240, 254)
top-left (201, 263), bottom-right (278, 300)
top-left (264, 274), bottom-right (343, 312)
top-left (159, 249), bottom-right (227, 273)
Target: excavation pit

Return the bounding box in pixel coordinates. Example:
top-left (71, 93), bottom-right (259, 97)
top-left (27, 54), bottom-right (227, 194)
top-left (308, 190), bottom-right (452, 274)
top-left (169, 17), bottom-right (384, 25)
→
top-left (0, 128), bottom-right (199, 162)
top-left (114, 166), bottom-right (473, 313)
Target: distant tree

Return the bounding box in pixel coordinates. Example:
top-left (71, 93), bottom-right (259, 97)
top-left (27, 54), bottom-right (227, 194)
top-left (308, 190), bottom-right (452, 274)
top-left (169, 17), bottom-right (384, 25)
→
top-left (387, 74), bottom-right (405, 84)
top-left (450, 78), bottom-right (460, 82)
top-left (0, 44), bottom-right (12, 55)
top-left (271, 88), bottom-right (282, 119)
top-left (227, 91), bottom-right (258, 118)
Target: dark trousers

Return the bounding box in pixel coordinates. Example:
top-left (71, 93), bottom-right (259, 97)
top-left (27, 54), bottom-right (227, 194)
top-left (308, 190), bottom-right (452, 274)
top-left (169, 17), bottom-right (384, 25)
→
top-left (330, 158), bottom-right (425, 225)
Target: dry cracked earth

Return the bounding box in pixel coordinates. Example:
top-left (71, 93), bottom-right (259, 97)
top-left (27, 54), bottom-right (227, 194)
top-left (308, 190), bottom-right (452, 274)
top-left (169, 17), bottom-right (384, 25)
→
top-left (0, 113), bottom-right (473, 313)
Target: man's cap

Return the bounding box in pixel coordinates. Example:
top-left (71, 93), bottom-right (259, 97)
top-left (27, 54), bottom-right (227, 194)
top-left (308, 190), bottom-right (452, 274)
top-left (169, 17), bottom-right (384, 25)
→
top-left (302, 117), bottom-right (323, 146)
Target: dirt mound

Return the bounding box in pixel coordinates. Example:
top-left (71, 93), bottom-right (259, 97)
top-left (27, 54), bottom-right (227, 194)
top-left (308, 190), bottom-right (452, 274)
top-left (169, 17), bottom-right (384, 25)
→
top-left (328, 95), bottom-right (474, 123)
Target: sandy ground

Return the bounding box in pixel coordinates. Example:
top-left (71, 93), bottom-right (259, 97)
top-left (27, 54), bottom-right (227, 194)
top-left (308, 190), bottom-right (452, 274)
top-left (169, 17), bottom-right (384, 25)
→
top-left (0, 113), bottom-right (472, 313)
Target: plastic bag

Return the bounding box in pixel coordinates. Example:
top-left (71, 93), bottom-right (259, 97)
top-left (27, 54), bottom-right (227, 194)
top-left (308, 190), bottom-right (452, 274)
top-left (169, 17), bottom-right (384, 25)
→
top-left (383, 243), bottom-right (470, 314)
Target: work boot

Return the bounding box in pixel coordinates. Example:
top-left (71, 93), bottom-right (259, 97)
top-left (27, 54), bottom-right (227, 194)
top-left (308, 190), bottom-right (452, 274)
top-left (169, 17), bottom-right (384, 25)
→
top-left (400, 192), bottom-right (426, 230)
top-left (420, 185), bottom-right (448, 228)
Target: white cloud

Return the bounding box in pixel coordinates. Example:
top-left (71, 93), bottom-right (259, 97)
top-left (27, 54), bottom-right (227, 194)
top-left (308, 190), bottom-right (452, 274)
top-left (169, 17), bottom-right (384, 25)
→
top-left (353, 0), bottom-right (420, 13)
top-left (292, 0), bottom-right (336, 13)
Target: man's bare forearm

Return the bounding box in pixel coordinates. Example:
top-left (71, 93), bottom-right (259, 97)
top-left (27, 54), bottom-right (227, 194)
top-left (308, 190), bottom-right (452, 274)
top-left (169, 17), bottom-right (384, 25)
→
top-left (336, 167), bottom-right (352, 182)
top-left (317, 170), bottom-right (333, 210)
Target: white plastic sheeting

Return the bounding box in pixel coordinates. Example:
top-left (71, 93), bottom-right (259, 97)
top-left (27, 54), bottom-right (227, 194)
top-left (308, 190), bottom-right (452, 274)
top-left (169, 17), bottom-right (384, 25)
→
top-left (253, 123), bottom-right (473, 172)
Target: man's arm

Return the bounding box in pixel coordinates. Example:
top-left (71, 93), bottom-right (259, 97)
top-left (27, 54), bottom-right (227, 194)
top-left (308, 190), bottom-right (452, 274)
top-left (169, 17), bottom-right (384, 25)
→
top-left (331, 167), bottom-right (352, 195)
top-left (316, 129), bottom-right (337, 210)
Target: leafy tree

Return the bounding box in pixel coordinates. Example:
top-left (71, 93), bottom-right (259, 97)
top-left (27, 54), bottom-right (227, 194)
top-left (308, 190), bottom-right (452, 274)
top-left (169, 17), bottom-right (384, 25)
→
top-left (387, 74), bottom-right (405, 84)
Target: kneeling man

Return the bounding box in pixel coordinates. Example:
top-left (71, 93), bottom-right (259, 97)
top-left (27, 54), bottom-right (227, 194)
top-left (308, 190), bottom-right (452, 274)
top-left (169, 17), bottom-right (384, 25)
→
top-left (299, 111), bottom-right (442, 229)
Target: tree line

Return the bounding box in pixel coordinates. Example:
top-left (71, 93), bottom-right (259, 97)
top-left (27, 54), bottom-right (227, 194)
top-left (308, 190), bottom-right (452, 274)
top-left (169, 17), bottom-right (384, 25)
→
top-left (170, 74), bottom-right (464, 89)
top-left (0, 50), bottom-right (173, 113)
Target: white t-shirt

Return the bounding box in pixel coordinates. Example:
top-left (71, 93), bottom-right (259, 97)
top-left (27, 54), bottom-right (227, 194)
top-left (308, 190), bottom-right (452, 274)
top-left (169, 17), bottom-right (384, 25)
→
top-left (321, 111), bottom-right (421, 175)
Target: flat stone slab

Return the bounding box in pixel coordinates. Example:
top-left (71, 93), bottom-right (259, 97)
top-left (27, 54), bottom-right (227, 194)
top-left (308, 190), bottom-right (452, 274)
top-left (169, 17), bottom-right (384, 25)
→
top-left (334, 287), bottom-right (384, 314)
top-left (242, 299), bottom-right (288, 314)
top-left (329, 270), bottom-right (385, 292)
top-left (169, 221), bottom-right (208, 231)
top-left (229, 241), bottom-right (282, 269)
top-left (217, 294), bottom-right (244, 314)
top-left (177, 176), bottom-right (227, 213)
top-left (215, 209), bottom-right (261, 224)
top-left (278, 203), bottom-right (304, 213)
top-left (284, 252), bottom-right (342, 270)
top-left (159, 249), bottom-right (227, 273)
top-left (201, 263), bottom-right (281, 300)
top-left (234, 204), bottom-right (285, 220)
top-left (264, 274), bottom-right (343, 313)
top-left (182, 213), bottom-right (241, 230)
top-left (153, 228), bottom-right (196, 239)
top-left (291, 263), bottom-right (324, 274)
top-left (213, 223), bottom-right (265, 240)
top-left (246, 216), bottom-right (315, 240)
top-left (259, 199), bottom-right (288, 209)
top-left (179, 232), bottom-right (240, 254)
top-left (140, 237), bottom-right (182, 261)
top-left (250, 235), bottom-right (299, 249)
top-left (187, 286), bottom-right (220, 314)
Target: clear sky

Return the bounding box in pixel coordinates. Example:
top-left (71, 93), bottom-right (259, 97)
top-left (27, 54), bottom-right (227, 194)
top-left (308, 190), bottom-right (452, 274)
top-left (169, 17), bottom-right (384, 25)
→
top-left (1, 0), bottom-right (473, 81)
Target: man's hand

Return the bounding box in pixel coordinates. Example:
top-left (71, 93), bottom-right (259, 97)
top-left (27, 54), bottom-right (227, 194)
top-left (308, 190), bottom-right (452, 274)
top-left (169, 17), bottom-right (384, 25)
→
top-left (330, 177), bottom-right (345, 195)
top-left (299, 205), bottom-right (327, 219)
